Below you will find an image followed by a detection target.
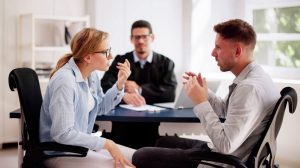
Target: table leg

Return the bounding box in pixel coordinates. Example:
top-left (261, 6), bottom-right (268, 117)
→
top-left (18, 115), bottom-right (24, 168)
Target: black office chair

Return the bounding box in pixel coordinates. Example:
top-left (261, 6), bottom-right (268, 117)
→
top-left (189, 87), bottom-right (297, 168)
top-left (9, 68), bottom-right (89, 168)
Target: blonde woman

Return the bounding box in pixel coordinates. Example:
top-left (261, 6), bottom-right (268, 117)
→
top-left (40, 28), bottom-right (136, 168)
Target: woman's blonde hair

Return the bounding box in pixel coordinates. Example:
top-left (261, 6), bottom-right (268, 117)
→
top-left (50, 28), bottom-right (109, 78)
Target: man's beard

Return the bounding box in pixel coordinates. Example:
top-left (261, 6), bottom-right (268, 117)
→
top-left (136, 47), bottom-right (147, 55)
top-left (137, 50), bottom-right (146, 55)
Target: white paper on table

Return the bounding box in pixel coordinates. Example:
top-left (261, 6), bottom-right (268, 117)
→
top-left (120, 104), bottom-right (166, 112)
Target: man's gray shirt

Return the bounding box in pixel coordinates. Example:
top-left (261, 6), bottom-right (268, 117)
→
top-left (194, 62), bottom-right (280, 167)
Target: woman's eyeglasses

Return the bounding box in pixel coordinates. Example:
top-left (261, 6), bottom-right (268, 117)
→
top-left (94, 47), bottom-right (111, 58)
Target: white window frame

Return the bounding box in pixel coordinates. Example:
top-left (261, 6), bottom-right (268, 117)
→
top-left (245, 0), bottom-right (300, 80)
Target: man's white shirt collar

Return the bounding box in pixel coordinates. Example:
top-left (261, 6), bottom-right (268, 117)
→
top-left (133, 51), bottom-right (153, 65)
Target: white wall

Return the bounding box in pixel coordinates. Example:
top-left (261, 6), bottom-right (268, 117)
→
top-left (188, 0), bottom-right (245, 73)
top-left (0, 0), bottom-right (86, 145)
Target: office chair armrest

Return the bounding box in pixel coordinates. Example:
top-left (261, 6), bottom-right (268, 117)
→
top-left (189, 151), bottom-right (247, 168)
top-left (93, 123), bottom-right (99, 133)
top-left (39, 142), bottom-right (89, 157)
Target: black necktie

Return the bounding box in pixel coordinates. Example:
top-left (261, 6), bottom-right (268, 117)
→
top-left (225, 83), bottom-right (237, 116)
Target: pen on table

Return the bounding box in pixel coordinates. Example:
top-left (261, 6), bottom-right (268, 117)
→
top-left (147, 109), bottom-right (161, 112)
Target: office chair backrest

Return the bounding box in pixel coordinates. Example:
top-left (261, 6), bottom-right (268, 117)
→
top-left (274, 87), bottom-right (297, 138)
top-left (247, 87), bottom-right (297, 167)
top-left (9, 68), bottom-right (43, 149)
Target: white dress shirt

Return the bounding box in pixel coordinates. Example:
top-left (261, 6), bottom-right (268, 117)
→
top-left (133, 51), bottom-right (153, 69)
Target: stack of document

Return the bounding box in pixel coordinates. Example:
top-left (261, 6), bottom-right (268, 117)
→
top-left (120, 104), bottom-right (165, 112)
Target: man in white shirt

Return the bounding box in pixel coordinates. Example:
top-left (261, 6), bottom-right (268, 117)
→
top-left (132, 19), bottom-right (280, 168)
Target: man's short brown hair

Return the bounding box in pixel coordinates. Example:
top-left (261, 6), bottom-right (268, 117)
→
top-left (214, 19), bottom-right (256, 49)
top-left (131, 20), bottom-right (153, 35)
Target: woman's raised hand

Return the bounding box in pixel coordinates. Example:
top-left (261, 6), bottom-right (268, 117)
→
top-left (116, 59), bottom-right (131, 90)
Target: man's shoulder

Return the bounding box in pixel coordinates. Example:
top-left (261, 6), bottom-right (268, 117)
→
top-left (153, 51), bottom-right (167, 59)
top-left (152, 52), bottom-right (174, 63)
top-left (115, 52), bottom-right (134, 60)
top-left (239, 69), bottom-right (277, 95)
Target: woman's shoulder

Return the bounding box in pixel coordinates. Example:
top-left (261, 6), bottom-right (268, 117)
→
top-left (49, 67), bottom-right (76, 87)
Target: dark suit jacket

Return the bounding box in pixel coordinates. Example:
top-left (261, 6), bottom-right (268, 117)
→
top-left (101, 51), bottom-right (177, 104)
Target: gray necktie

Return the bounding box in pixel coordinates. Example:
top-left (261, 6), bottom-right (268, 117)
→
top-left (225, 83), bottom-right (237, 116)
top-left (140, 61), bottom-right (147, 69)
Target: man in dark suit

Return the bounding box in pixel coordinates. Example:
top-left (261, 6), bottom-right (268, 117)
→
top-left (101, 20), bottom-right (177, 106)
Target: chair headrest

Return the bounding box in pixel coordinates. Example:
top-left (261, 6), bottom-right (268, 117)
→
top-left (280, 87), bottom-right (297, 114)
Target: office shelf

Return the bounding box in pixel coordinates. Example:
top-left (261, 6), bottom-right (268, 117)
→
top-left (18, 13), bottom-right (90, 72)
